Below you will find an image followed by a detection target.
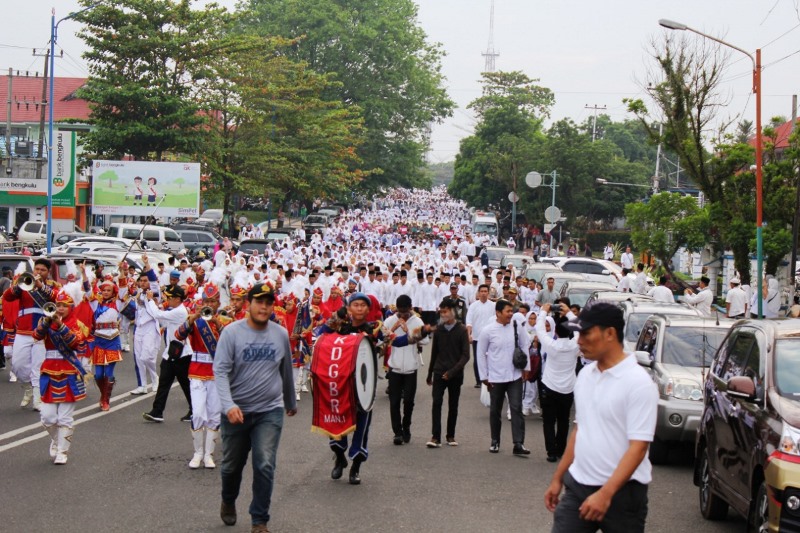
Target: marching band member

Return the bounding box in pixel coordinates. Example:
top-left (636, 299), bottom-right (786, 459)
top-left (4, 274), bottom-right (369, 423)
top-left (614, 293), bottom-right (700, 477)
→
top-left (35, 286), bottom-right (89, 464)
top-left (129, 255), bottom-right (162, 395)
top-left (2, 264), bottom-right (22, 383)
top-left (317, 292), bottom-right (385, 485)
top-left (84, 265), bottom-right (124, 411)
top-left (5, 258), bottom-right (60, 410)
top-left (175, 283), bottom-right (231, 469)
top-left (292, 288), bottom-right (325, 398)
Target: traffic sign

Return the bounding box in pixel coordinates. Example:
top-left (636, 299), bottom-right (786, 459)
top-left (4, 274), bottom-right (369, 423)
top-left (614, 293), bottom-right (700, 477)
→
top-left (544, 206), bottom-right (561, 223)
top-left (525, 171), bottom-right (542, 188)
top-left (508, 192), bottom-right (519, 203)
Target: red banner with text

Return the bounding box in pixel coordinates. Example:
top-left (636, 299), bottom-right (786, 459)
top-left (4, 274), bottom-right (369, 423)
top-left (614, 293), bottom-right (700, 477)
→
top-left (311, 333), bottom-right (360, 439)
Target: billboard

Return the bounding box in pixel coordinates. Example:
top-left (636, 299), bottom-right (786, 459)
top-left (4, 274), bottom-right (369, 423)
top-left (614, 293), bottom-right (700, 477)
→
top-left (91, 160), bottom-right (200, 217)
top-left (0, 130), bottom-right (76, 206)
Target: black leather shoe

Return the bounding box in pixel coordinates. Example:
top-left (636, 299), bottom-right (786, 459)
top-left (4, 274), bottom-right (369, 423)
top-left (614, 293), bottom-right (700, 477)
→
top-left (474, 383), bottom-right (481, 388)
top-left (513, 444), bottom-right (531, 456)
top-left (393, 435), bottom-right (403, 445)
top-left (180, 412), bottom-right (192, 422)
top-left (349, 457), bottom-right (363, 485)
top-left (546, 455), bottom-right (558, 463)
top-left (220, 501), bottom-right (236, 526)
top-left (489, 440), bottom-right (500, 453)
top-left (331, 450), bottom-right (348, 480)
top-left (402, 431), bottom-right (411, 444)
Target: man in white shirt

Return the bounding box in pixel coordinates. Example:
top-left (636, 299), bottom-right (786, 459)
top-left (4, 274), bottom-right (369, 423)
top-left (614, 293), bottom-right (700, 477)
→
top-left (544, 303), bottom-right (657, 532)
top-left (476, 298), bottom-right (531, 455)
top-left (617, 269), bottom-right (632, 293)
top-left (725, 277), bottom-right (747, 318)
top-left (466, 284), bottom-right (496, 388)
top-left (620, 246), bottom-right (634, 270)
top-left (683, 276), bottom-right (714, 316)
top-left (647, 275), bottom-right (674, 303)
top-left (603, 242), bottom-right (614, 261)
top-left (631, 263), bottom-right (648, 295)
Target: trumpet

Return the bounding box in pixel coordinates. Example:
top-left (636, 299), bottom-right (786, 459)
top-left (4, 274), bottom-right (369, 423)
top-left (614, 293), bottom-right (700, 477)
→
top-left (200, 306), bottom-right (215, 319)
top-left (43, 302), bottom-right (58, 318)
top-left (17, 272), bottom-right (35, 291)
top-left (218, 309), bottom-right (229, 318)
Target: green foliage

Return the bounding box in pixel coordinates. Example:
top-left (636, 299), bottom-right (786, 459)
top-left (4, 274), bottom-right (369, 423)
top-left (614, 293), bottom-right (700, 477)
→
top-left (625, 192), bottom-right (709, 271)
top-left (75, 0), bottom-right (228, 160)
top-left (582, 231), bottom-right (632, 253)
top-left (427, 161), bottom-right (454, 187)
top-left (239, 0), bottom-right (454, 190)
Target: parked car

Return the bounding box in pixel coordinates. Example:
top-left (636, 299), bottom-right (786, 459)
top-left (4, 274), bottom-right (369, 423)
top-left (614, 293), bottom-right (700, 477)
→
top-left (482, 246), bottom-right (511, 269)
top-left (694, 319), bottom-right (800, 532)
top-left (0, 253), bottom-right (33, 275)
top-left (584, 290), bottom-right (653, 309)
top-left (175, 229), bottom-right (219, 251)
top-left (558, 280), bottom-right (617, 309)
top-left (238, 239), bottom-right (271, 256)
top-left (303, 214), bottom-right (329, 234)
top-left (500, 253), bottom-right (533, 270)
top-left (555, 257), bottom-right (620, 286)
top-left (317, 207), bottom-right (341, 221)
top-left (52, 232), bottom-right (88, 247)
top-left (633, 314), bottom-right (734, 464)
top-left (264, 228), bottom-right (294, 243)
top-left (42, 254), bottom-right (112, 285)
top-left (545, 272), bottom-right (587, 293)
top-left (618, 300), bottom-right (703, 352)
top-left (194, 209), bottom-right (224, 228)
top-left (105, 223), bottom-right (184, 253)
top-left (524, 263), bottom-right (561, 284)
top-left (16, 221), bottom-right (47, 245)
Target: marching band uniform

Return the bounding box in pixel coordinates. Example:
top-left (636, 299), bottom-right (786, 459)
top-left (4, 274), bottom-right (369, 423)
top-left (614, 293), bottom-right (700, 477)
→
top-left (130, 267), bottom-right (161, 395)
top-left (2, 288), bottom-right (18, 382)
top-left (87, 280), bottom-right (124, 411)
top-left (318, 293), bottom-right (385, 485)
top-left (35, 290), bottom-right (88, 465)
top-left (175, 283), bottom-right (231, 469)
top-left (292, 291), bottom-right (325, 399)
top-left (5, 260), bottom-right (60, 410)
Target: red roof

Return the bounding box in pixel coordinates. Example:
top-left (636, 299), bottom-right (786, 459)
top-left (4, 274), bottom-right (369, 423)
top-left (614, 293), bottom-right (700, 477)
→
top-left (749, 118), bottom-right (800, 150)
top-left (0, 75), bottom-right (90, 123)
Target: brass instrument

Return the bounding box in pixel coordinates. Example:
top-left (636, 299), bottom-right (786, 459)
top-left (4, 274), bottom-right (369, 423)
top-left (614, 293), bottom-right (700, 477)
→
top-left (218, 309), bottom-right (229, 318)
top-left (200, 306), bottom-right (215, 319)
top-left (17, 272), bottom-right (35, 291)
top-left (43, 302), bottom-right (58, 318)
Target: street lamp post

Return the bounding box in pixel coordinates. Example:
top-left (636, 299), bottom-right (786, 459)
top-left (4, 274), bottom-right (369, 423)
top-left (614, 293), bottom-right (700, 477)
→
top-left (658, 18), bottom-right (763, 318)
top-left (47, 2), bottom-right (103, 253)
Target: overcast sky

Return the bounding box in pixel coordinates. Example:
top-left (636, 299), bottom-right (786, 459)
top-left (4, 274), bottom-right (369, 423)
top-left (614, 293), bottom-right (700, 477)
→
top-left (4, 1), bottom-right (799, 162)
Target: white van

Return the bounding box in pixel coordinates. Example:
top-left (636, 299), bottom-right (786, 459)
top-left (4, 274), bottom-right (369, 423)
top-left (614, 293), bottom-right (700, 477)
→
top-left (471, 211), bottom-right (498, 237)
top-left (105, 223), bottom-right (184, 252)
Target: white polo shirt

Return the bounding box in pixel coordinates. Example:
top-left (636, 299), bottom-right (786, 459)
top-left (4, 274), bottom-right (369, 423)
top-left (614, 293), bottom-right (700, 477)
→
top-left (569, 354), bottom-right (658, 486)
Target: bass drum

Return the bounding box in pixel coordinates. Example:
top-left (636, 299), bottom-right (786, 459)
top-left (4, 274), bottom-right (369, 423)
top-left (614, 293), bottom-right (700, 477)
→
top-left (354, 336), bottom-right (377, 412)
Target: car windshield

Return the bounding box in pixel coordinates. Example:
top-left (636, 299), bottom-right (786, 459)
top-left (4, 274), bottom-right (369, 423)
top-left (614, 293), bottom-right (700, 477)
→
top-left (485, 249), bottom-right (507, 260)
top-left (625, 313), bottom-right (652, 342)
top-left (566, 289), bottom-right (596, 308)
top-left (474, 222), bottom-right (497, 234)
top-left (661, 327), bottom-right (727, 367)
top-left (305, 216), bottom-right (326, 224)
top-left (775, 339), bottom-right (800, 397)
top-left (503, 256), bottom-right (527, 268)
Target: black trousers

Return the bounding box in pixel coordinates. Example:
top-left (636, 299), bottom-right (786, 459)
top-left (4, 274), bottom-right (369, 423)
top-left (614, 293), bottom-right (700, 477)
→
top-left (539, 382), bottom-right (574, 457)
top-left (150, 356), bottom-right (192, 417)
top-left (489, 378), bottom-right (524, 445)
top-left (552, 471), bottom-right (648, 533)
top-left (472, 340), bottom-right (481, 385)
top-left (388, 371), bottom-right (417, 437)
top-left (431, 372), bottom-right (463, 441)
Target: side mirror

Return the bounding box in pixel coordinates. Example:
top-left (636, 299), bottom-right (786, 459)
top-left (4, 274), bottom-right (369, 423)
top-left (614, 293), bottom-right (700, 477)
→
top-left (727, 375), bottom-right (757, 401)
top-left (602, 269), bottom-right (610, 275)
top-left (635, 350), bottom-right (654, 368)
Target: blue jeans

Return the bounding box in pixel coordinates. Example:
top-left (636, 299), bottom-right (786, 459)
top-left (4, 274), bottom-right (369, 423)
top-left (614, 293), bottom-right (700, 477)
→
top-left (220, 408), bottom-right (284, 525)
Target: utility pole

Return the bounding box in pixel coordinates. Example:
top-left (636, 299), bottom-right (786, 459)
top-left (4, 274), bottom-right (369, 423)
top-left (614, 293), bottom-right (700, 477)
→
top-left (5, 68), bottom-right (11, 163)
top-left (584, 104), bottom-right (606, 141)
top-left (33, 48), bottom-right (50, 180)
top-left (790, 94), bottom-right (798, 286)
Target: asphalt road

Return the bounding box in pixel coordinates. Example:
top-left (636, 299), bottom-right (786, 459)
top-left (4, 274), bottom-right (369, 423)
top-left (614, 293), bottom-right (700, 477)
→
top-left (0, 344), bottom-right (747, 533)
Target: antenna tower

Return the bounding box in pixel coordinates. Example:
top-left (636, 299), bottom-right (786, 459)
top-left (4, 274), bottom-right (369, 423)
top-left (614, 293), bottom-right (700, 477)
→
top-left (482, 0), bottom-right (499, 72)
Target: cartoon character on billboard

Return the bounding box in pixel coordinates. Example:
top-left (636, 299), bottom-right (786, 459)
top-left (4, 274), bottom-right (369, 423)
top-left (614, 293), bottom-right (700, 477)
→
top-left (133, 176), bottom-right (143, 206)
top-left (146, 177), bottom-right (159, 206)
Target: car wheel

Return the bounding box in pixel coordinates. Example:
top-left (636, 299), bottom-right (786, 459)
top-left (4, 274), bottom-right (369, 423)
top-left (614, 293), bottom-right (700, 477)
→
top-left (649, 436), bottom-right (670, 465)
top-left (699, 447), bottom-right (729, 520)
top-left (747, 480), bottom-right (769, 533)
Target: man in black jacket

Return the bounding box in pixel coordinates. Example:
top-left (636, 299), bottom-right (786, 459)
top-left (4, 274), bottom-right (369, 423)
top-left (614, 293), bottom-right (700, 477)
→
top-left (426, 298), bottom-right (471, 448)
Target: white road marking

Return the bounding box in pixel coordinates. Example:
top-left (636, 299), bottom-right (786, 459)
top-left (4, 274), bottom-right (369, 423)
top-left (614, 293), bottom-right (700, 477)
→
top-left (0, 384), bottom-right (177, 453)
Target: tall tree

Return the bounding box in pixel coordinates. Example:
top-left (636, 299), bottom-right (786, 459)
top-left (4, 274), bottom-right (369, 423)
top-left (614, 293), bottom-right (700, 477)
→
top-left (76, 0), bottom-right (227, 160)
top-left (239, 0), bottom-right (454, 191)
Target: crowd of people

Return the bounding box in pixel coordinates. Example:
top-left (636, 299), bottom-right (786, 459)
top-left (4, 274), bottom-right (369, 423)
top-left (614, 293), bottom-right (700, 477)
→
top-left (0, 186), bottom-right (659, 533)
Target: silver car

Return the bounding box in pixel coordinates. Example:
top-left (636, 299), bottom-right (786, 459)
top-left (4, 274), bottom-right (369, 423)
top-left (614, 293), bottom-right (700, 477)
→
top-left (634, 314), bottom-right (734, 464)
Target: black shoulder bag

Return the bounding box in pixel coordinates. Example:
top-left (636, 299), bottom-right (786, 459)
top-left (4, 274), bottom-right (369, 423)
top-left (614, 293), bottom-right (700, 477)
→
top-left (512, 320), bottom-right (528, 370)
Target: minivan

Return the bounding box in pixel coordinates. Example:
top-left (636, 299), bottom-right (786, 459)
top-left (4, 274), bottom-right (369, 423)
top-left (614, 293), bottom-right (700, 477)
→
top-left (105, 223), bottom-right (184, 252)
top-left (695, 318), bottom-right (800, 532)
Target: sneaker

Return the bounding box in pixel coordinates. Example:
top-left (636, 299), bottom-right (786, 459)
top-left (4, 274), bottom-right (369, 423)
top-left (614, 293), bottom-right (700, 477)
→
top-left (143, 412), bottom-right (164, 422)
top-left (130, 387), bottom-right (146, 396)
top-left (180, 412), bottom-right (192, 422)
top-left (446, 437), bottom-right (459, 447)
top-left (426, 438), bottom-right (442, 448)
top-left (530, 406), bottom-right (541, 415)
top-left (251, 524), bottom-right (269, 533)
top-left (220, 501), bottom-right (237, 526)
top-left (546, 454), bottom-right (558, 463)
top-left (522, 407), bottom-right (532, 416)
top-left (9, 371), bottom-right (17, 383)
top-left (393, 435), bottom-right (404, 445)
top-left (301, 383), bottom-right (309, 393)
top-left (506, 411), bottom-right (511, 421)
top-left (489, 441), bottom-right (500, 453)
